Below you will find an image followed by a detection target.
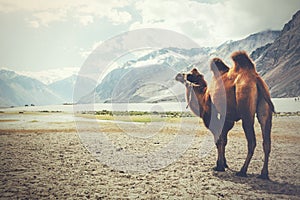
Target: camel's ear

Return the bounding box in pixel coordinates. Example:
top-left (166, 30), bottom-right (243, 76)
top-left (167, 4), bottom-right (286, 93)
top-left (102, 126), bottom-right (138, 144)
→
top-left (191, 68), bottom-right (201, 75)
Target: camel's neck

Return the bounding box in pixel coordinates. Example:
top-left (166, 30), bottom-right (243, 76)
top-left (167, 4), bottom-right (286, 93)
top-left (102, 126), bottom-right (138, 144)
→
top-left (187, 85), bottom-right (211, 128)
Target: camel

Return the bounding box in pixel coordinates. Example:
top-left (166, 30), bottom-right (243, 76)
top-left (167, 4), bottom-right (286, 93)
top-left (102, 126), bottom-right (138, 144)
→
top-left (175, 51), bottom-right (274, 179)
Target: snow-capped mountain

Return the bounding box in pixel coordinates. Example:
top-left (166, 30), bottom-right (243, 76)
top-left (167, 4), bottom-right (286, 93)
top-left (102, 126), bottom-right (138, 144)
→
top-left (0, 69), bottom-right (63, 107)
top-left (79, 47), bottom-right (210, 103)
top-left (80, 29), bottom-right (282, 104)
top-left (0, 69), bottom-right (96, 107)
top-left (17, 67), bottom-right (80, 85)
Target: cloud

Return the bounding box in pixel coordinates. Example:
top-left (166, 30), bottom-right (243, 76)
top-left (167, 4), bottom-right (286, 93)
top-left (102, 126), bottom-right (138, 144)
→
top-left (223, 0), bottom-right (300, 30)
top-left (130, 0), bottom-right (225, 46)
top-left (130, 0), bottom-right (300, 46)
top-left (28, 20), bottom-right (39, 28)
top-left (0, 0), bottom-right (133, 27)
top-left (77, 15), bottom-right (94, 26)
top-left (79, 41), bottom-right (103, 59)
top-left (107, 9), bottom-right (132, 25)
top-left (30, 9), bottom-right (67, 27)
top-left (1, 0), bottom-right (299, 47)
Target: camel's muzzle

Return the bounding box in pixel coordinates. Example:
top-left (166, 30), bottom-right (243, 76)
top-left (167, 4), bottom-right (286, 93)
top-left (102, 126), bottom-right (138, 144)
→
top-left (175, 73), bottom-right (185, 83)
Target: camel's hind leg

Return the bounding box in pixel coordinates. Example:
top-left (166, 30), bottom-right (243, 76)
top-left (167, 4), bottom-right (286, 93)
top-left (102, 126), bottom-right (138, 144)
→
top-left (257, 103), bottom-right (272, 180)
top-left (236, 115), bottom-right (256, 177)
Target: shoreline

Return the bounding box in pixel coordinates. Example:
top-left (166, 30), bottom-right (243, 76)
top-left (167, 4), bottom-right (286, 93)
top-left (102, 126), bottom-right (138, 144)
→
top-left (0, 97), bottom-right (299, 114)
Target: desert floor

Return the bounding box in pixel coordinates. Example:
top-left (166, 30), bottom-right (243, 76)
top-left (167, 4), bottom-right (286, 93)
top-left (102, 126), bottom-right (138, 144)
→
top-left (0, 112), bottom-right (299, 199)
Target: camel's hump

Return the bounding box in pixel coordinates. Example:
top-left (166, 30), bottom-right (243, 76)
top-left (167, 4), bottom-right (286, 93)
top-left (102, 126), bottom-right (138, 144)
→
top-left (231, 51), bottom-right (255, 71)
top-left (210, 58), bottom-right (230, 76)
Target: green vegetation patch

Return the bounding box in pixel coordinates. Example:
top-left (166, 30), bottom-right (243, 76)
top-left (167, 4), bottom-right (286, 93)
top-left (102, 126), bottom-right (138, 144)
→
top-left (80, 110), bottom-right (194, 123)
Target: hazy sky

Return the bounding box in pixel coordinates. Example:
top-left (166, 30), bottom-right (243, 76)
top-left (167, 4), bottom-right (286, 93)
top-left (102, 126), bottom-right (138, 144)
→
top-left (0, 0), bottom-right (299, 73)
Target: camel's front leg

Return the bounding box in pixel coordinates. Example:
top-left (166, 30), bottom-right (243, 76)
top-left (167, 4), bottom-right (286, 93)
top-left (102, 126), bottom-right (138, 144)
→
top-left (213, 122), bottom-right (234, 171)
top-left (214, 139), bottom-right (226, 171)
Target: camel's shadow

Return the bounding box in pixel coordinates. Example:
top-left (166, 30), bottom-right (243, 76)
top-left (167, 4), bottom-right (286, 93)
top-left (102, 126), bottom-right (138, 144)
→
top-left (213, 169), bottom-right (300, 197)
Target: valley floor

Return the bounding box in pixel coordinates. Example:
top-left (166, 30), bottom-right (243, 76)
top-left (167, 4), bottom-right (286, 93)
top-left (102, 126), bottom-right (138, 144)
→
top-left (0, 112), bottom-right (299, 199)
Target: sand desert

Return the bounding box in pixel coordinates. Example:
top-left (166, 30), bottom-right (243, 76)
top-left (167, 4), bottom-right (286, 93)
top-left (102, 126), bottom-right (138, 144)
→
top-left (0, 110), bottom-right (299, 199)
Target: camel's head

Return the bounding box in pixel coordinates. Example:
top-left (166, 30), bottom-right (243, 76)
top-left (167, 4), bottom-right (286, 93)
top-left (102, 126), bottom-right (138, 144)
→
top-left (175, 68), bottom-right (206, 87)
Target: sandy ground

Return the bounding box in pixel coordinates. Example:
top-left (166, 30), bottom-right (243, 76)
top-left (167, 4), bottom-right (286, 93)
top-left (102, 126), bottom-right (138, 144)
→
top-left (0, 112), bottom-right (300, 199)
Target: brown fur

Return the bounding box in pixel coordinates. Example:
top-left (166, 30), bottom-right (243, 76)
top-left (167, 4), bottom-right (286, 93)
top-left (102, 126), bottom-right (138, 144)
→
top-left (231, 50), bottom-right (255, 71)
top-left (175, 51), bottom-right (274, 179)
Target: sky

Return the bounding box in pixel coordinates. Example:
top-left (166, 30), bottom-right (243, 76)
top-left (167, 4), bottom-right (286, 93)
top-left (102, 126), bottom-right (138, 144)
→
top-left (0, 0), bottom-right (299, 80)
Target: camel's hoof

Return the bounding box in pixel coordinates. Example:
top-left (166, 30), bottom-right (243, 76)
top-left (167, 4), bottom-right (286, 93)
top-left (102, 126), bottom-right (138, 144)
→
top-left (236, 171), bottom-right (247, 177)
top-left (257, 174), bottom-right (270, 180)
top-left (213, 166), bottom-right (225, 172)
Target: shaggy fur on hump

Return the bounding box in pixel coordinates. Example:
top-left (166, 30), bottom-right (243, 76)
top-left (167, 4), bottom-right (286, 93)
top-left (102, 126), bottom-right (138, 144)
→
top-left (231, 51), bottom-right (255, 71)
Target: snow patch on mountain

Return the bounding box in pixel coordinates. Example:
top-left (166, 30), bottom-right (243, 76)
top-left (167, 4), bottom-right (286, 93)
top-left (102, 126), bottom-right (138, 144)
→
top-left (17, 67), bottom-right (80, 85)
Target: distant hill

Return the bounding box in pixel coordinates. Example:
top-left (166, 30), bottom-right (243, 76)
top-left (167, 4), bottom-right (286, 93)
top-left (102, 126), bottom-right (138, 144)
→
top-left (49, 74), bottom-right (96, 103)
top-left (0, 70), bottom-right (96, 107)
top-left (0, 69), bottom-right (63, 107)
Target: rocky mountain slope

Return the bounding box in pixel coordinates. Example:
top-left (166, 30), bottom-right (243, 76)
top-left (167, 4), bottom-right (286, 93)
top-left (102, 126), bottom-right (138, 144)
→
top-left (212, 30), bottom-right (280, 64)
top-left (255, 10), bottom-right (300, 97)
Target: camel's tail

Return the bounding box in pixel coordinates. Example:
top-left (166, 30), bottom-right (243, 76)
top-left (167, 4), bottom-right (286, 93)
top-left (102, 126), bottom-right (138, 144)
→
top-left (231, 51), bottom-right (255, 71)
top-left (256, 76), bottom-right (275, 113)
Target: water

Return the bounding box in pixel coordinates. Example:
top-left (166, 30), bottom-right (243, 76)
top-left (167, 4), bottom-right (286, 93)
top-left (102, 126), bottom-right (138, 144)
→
top-left (272, 98), bottom-right (300, 113)
top-left (1, 98), bottom-right (300, 113)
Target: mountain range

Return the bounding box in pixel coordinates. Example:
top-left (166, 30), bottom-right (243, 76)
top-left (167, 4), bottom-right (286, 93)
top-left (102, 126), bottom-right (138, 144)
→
top-left (0, 70), bottom-right (96, 107)
top-left (79, 29), bottom-right (283, 103)
top-left (1, 10), bottom-right (299, 107)
top-left (0, 70), bottom-right (63, 107)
